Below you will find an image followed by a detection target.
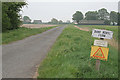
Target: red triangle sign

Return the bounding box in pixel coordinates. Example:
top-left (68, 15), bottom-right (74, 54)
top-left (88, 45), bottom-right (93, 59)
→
top-left (93, 48), bottom-right (105, 58)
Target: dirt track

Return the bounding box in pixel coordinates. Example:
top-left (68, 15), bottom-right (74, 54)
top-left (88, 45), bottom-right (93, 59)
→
top-left (74, 25), bottom-right (89, 31)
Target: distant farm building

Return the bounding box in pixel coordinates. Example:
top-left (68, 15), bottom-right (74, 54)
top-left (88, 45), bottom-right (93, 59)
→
top-left (79, 20), bottom-right (105, 25)
top-left (23, 19), bottom-right (31, 24)
top-left (33, 20), bottom-right (42, 24)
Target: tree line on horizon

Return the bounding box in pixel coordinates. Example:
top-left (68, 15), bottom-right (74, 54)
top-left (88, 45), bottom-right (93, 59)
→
top-left (23, 16), bottom-right (71, 24)
top-left (72, 8), bottom-right (119, 25)
top-left (2, 2), bottom-right (120, 32)
top-left (24, 8), bottom-right (119, 25)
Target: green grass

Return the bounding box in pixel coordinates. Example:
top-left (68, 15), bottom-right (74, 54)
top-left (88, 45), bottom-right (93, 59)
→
top-left (38, 25), bottom-right (118, 78)
top-left (2, 26), bottom-right (56, 44)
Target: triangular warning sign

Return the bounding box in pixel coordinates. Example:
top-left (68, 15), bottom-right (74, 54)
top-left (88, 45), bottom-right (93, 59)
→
top-left (93, 48), bottom-right (105, 58)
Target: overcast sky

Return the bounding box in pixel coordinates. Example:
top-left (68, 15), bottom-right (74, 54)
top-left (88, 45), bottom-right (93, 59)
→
top-left (21, 0), bottom-right (119, 22)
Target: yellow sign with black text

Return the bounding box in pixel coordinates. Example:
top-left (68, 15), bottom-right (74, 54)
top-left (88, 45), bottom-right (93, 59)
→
top-left (90, 46), bottom-right (109, 61)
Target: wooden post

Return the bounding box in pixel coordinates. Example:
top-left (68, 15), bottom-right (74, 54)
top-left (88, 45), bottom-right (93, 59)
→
top-left (95, 38), bottom-right (104, 71)
top-left (96, 59), bottom-right (100, 71)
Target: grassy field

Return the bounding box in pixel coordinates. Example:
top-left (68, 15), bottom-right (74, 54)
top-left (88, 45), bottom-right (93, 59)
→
top-left (38, 25), bottom-right (118, 78)
top-left (2, 26), bottom-right (56, 44)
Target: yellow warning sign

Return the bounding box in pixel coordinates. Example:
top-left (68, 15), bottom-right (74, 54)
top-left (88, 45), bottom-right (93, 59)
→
top-left (90, 46), bottom-right (109, 61)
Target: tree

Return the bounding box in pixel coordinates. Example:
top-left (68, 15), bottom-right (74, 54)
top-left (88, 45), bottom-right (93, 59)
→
top-left (72, 11), bottom-right (83, 24)
top-left (58, 20), bottom-right (63, 24)
top-left (51, 18), bottom-right (58, 24)
top-left (104, 20), bottom-right (111, 25)
top-left (85, 11), bottom-right (99, 20)
top-left (2, 2), bottom-right (27, 32)
top-left (2, 3), bottom-right (11, 32)
top-left (110, 11), bottom-right (118, 25)
top-left (23, 16), bottom-right (31, 24)
top-left (118, 12), bottom-right (120, 25)
top-left (98, 8), bottom-right (109, 20)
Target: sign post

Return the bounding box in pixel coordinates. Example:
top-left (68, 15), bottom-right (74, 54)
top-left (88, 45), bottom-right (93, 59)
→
top-left (90, 29), bottom-right (113, 71)
top-left (96, 59), bottom-right (100, 71)
top-left (95, 38), bottom-right (103, 71)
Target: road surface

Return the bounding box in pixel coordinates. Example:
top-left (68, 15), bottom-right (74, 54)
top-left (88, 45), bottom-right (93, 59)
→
top-left (2, 25), bottom-right (66, 78)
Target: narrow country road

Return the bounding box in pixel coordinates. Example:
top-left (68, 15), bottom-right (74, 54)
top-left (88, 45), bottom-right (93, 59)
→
top-left (2, 25), bottom-right (66, 78)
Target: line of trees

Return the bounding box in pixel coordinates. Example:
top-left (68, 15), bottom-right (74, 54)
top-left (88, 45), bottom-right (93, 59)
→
top-left (48, 18), bottom-right (71, 24)
top-left (2, 2), bottom-right (27, 32)
top-left (72, 8), bottom-right (119, 25)
top-left (23, 16), bottom-right (71, 24)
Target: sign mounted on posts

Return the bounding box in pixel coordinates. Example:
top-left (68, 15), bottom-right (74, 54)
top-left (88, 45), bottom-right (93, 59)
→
top-left (92, 29), bottom-right (113, 39)
top-left (90, 28), bottom-right (113, 71)
top-left (94, 40), bottom-right (108, 47)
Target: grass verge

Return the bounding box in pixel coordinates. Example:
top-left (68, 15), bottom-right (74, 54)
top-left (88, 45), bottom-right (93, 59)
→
top-left (2, 26), bottom-right (56, 44)
top-left (38, 25), bottom-right (118, 78)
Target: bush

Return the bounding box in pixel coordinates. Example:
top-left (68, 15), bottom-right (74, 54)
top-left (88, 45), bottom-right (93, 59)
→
top-left (2, 2), bottom-right (27, 32)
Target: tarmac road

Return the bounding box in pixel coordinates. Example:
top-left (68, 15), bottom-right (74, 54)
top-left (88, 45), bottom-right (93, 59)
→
top-left (2, 25), bottom-right (66, 78)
